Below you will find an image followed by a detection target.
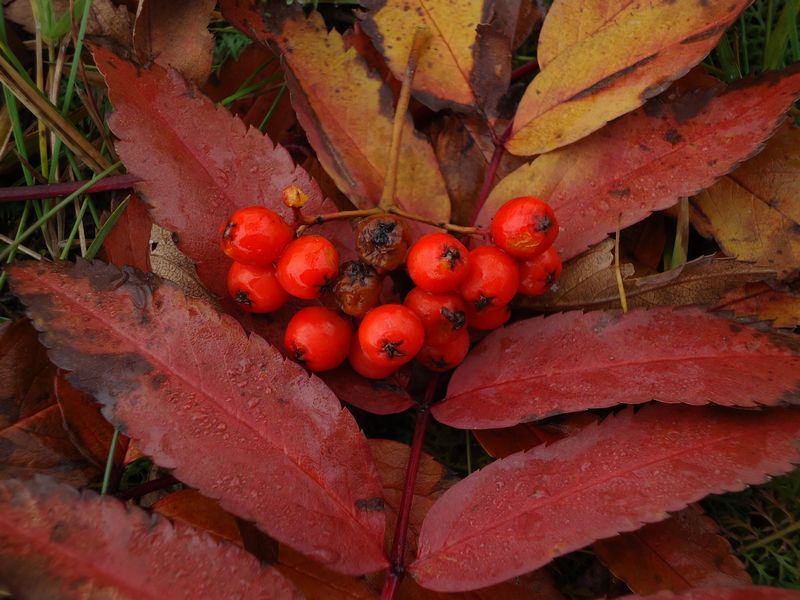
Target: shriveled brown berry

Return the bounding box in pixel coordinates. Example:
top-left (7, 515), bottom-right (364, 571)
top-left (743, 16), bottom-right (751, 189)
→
top-left (333, 261), bottom-right (382, 318)
top-left (355, 215), bottom-right (411, 272)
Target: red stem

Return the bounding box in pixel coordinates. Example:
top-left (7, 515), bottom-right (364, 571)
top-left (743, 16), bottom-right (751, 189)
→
top-left (380, 378), bottom-right (437, 600)
top-left (469, 124), bottom-right (512, 227)
top-left (0, 174), bottom-right (141, 203)
top-left (510, 59), bottom-right (539, 82)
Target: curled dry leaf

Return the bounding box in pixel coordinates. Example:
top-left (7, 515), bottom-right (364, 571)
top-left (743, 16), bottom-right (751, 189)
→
top-left (359, 0), bottom-right (510, 114)
top-left (410, 404), bottom-right (800, 591)
top-left (481, 68), bottom-right (800, 261)
top-left (691, 124), bottom-right (800, 278)
top-left (9, 260), bottom-right (388, 575)
top-left (506, 0), bottom-right (750, 155)
top-left (255, 8), bottom-right (451, 228)
top-left (713, 282), bottom-right (800, 329)
top-left (436, 307), bottom-right (800, 429)
top-left (0, 320), bottom-right (98, 486)
top-left (0, 477), bottom-right (301, 599)
top-left (133, 0), bottom-right (216, 86)
top-left (520, 240), bottom-right (776, 313)
top-left (594, 504), bottom-right (750, 595)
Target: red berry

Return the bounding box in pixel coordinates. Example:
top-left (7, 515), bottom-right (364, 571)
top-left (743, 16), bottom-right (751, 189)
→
top-left (406, 233), bottom-right (469, 293)
top-left (220, 206), bottom-right (293, 265)
top-left (227, 262), bottom-right (289, 313)
top-left (466, 302), bottom-right (511, 330)
top-left (491, 196), bottom-right (558, 258)
top-left (403, 287), bottom-right (467, 346)
top-left (417, 328), bottom-right (470, 372)
top-left (459, 246), bottom-right (519, 311)
top-left (355, 215), bottom-right (411, 272)
top-left (358, 304), bottom-right (425, 367)
top-left (284, 307), bottom-right (352, 372)
top-left (518, 246), bottom-right (563, 296)
top-left (348, 336), bottom-right (397, 379)
top-left (333, 261), bottom-right (383, 318)
top-left (276, 235), bottom-right (339, 299)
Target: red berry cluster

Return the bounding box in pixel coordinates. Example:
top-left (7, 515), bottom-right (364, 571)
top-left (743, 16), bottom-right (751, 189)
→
top-left (219, 196), bottom-right (562, 378)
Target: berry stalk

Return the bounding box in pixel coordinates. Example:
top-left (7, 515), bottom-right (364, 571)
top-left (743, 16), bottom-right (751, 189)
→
top-left (381, 376), bottom-right (437, 600)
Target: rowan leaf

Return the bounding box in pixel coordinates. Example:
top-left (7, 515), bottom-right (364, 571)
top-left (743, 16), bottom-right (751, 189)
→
top-left (435, 307), bottom-right (800, 429)
top-left (239, 8), bottom-right (451, 228)
top-left (8, 260), bottom-right (388, 575)
top-left (480, 69), bottom-right (800, 259)
top-left (359, 0), bottom-right (510, 113)
top-left (594, 504), bottom-right (750, 594)
top-left (409, 404), bottom-right (800, 591)
top-left (713, 282), bottom-right (800, 329)
top-left (506, 0), bottom-right (750, 155)
top-left (91, 45), bottom-right (351, 327)
top-left (521, 245), bottom-right (776, 313)
top-left (0, 477), bottom-right (301, 599)
top-left (0, 320), bottom-right (98, 486)
top-left (620, 587), bottom-right (800, 600)
top-left (152, 489), bottom-right (243, 546)
top-left (321, 367), bottom-right (415, 415)
top-left (691, 124), bottom-right (800, 277)
top-left (102, 194), bottom-right (152, 272)
top-left (132, 0), bottom-right (216, 85)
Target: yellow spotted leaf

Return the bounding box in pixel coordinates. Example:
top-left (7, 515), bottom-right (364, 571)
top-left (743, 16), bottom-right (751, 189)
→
top-left (271, 10), bottom-right (451, 227)
top-left (506, 0), bottom-right (750, 156)
top-left (691, 125), bottom-right (800, 278)
top-left (359, 0), bottom-right (510, 114)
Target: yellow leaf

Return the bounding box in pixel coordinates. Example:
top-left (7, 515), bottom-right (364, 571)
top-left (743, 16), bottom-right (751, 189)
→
top-left (359, 0), bottom-right (510, 113)
top-left (691, 126), bottom-right (800, 278)
top-left (506, 0), bottom-right (749, 156)
top-left (275, 11), bottom-right (451, 226)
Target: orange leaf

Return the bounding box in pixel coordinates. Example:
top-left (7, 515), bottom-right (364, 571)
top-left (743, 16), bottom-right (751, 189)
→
top-left (152, 489), bottom-right (243, 546)
top-left (594, 504), bottom-right (750, 594)
top-left (506, 0), bottom-right (750, 155)
top-left (691, 125), bottom-right (800, 277)
top-left (359, 0), bottom-right (510, 113)
top-left (267, 9), bottom-right (451, 227)
top-left (713, 282), bottom-right (800, 329)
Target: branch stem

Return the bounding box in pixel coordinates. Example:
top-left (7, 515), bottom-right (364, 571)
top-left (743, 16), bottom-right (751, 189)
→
top-left (0, 173), bottom-right (140, 203)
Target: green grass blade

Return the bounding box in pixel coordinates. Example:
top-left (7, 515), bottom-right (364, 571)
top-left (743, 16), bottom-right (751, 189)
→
top-left (763, 0), bottom-right (800, 70)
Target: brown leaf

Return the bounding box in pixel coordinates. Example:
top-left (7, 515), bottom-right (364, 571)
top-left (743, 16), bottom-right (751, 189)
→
top-left (480, 69), bottom-right (800, 260)
top-left (359, 0), bottom-right (510, 114)
top-left (713, 282), bottom-right (800, 329)
top-left (148, 224), bottom-right (213, 302)
top-left (0, 477), bottom-right (302, 599)
top-left (101, 193), bottom-right (152, 272)
top-left (133, 0), bottom-right (216, 85)
top-left (276, 545), bottom-right (376, 600)
top-left (691, 124), bottom-right (800, 278)
top-left (0, 320), bottom-right (97, 486)
top-left (152, 489), bottom-right (243, 546)
top-left (594, 504), bottom-right (750, 594)
top-left (507, 0), bottom-right (750, 155)
top-left (247, 8), bottom-right (451, 229)
top-left (520, 243), bottom-right (776, 313)
top-left (619, 586), bottom-right (800, 600)
top-left (54, 371), bottom-right (126, 469)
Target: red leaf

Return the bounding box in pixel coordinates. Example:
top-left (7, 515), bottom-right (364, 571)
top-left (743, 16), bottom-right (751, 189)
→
top-left (478, 68), bottom-right (800, 259)
top-left (594, 504), bottom-right (750, 594)
top-left (101, 194), bottom-right (152, 272)
top-left (91, 46), bottom-right (352, 309)
top-left (322, 367), bottom-right (414, 415)
top-left (0, 320), bottom-right (98, 486)
top-left (9, 260), bottom-right (388, 575)
top-left (620, 587), bottom-right (800, 600)
top-left (409, 404), bottom-right (800, 591)
top-left (435, 307), bottom-right (800, 429)
top-left (0, 477), bottom-right (301, 599)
